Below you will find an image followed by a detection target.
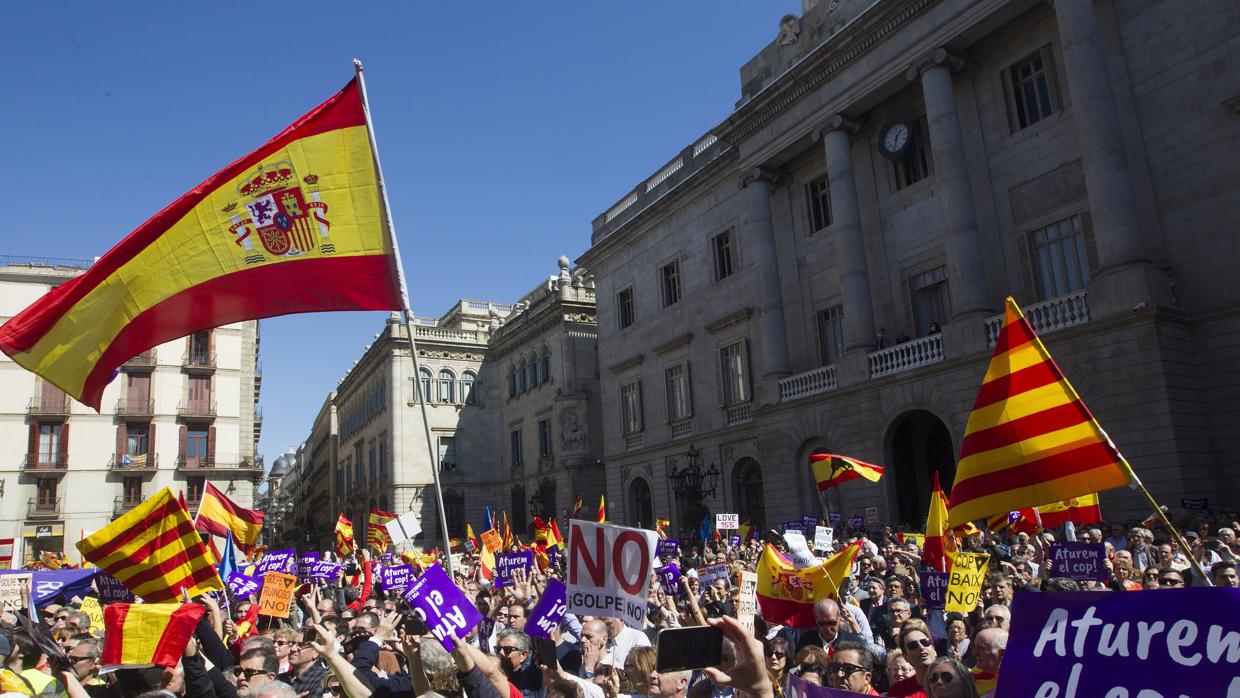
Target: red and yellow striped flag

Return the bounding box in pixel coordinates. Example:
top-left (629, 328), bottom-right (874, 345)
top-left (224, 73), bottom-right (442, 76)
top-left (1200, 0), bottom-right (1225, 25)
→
top-left (77, 488), bottom-right (223, 602)
top-left (810, 453), bottom-right (885, 491)
top-left (0, 78), bottom-right (402, 410)
top-left (572, 495), bottom-right (583, 518)
top-left (195, 482), bottom-right (264, 552)
top-left (1037, 493), bottom-right (1103, 529)
top-left (596, 495), bottom-right (606, 523)
top-left (102, 602), bottom-right (206, 669)
top-left (335, 513), bottom-right (355, 557)
top-left (948, 297), bottom-right (1131, 526)
top-left (922, 474), bottom-right (952, 573)
top-left (367, 509), bottom-right (396, 552)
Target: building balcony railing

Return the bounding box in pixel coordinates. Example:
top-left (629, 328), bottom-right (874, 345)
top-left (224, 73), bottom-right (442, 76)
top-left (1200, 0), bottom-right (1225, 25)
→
top-left (116, 398), bottom-right (155, 417)
top-left (778, 365), bottom-right (838, 403)
top-left (177, 400), bottom-right (217, 418)
top-left (670, 419), bottom-right (693, 440)
top-left (624, 433), bottom-right (644, 450)
top-left (985, 290), bottom-right (1090, 346)
top-left (869, 334), bottom-right (944, 379)
top-left (181, 352), bottom-right (216, 371)
top-left (27, 498), bottom-right (61, 518)
top-left (21, 454), bottom-right (68, 473)
top-left (108, 453), bottom-right (158, 470)
top-left (122, 351), bottom-right (157, 370)
top-left (27, 396), bottom-right (71, 418)
top-left (113, 495), bottom-right (143, 518)
top-left (725, 402), bottom-right (754, 426)
top-left (175, 455), bottom-right (262, 473)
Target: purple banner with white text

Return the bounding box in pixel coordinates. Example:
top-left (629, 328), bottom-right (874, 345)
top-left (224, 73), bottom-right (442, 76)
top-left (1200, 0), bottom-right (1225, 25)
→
top-left (526, 578), bottom-right (567, 639)
top-left (402, 564), bottom-right (482, 651)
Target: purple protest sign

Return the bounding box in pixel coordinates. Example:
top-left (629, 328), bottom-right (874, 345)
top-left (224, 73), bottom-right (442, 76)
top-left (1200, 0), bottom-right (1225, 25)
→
top-left (94, 572), bottom-right (134, 604)
top-left (494, 551), bottom-right (533, 588)
top-left (801, 515), bottom-right (820, 530)
top-left (526, 578), bottom-right (567, 639)
top-left (402, 563), bottom-right (483, 650)
top-left (379, 565), bottom-right (413, 591)
top-left (787, 670), bottom-right (883, 697)
top-left (297, 553), bottom-right (319, 580)
top-left (996, 589), bottom-right (1240, 698)
top-left (308, 562), bottom-right (343, 580)
top-left (1048, 542), bottom-right (1108, 581)
top-left (657, 563), bottom-right (681, 594)
top-left (657, 538), bottom-right (680, 559)
top-left (256, 549), bottom-right (296, 575)
top-left (918, 571), bottom-right (949, 610)
top-left (729, 535), bottom-right (741, 547)
top-left (847, 515), bottom-right (864, 530)
top-left (227, 572), bottom-right (260, 599)
top-left (381, 552), bottom-right (394, 565)
top-left (827, 512), bottom-right (842, 527)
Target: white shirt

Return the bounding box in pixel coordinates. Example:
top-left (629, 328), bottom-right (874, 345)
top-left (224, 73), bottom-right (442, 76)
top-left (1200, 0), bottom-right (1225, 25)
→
top-left (608, 625), bottom-right (652, 667)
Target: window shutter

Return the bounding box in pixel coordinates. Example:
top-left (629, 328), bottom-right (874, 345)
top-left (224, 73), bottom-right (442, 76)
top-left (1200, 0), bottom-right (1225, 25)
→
top-left (1016, 233), bottom-right (1035, 302)
top-left (208, 426), bottom-right (216, 463)
top-left (715, 349), bottom-right (725, 406)
top-left (742, 339), bottom-right (754, 402)
top-left (57, 424), bottom-right (69, 465)
top-left (117, 425), bottom-right (128, 460)
top-left (148, 423), bottom-right (156, 460)
top-left (1080, 212), bottom-right (1100, 273)
top-left (28, 424), bottom-right (39, 462)
top-left (179, 425), bottom-right (188, 460)
top-left (637, 381), bottom-right (644, 432)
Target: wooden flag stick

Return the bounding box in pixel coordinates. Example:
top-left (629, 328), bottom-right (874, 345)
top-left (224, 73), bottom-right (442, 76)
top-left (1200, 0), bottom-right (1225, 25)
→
top-left (1128, 474), bottom-right (1212, 586)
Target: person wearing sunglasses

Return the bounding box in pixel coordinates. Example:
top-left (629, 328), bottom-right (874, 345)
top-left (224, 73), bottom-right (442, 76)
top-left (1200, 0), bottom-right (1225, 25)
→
top-left (888, 620), bottom-right (936, 697)
top-left (1158, 571), bottom-right (1188, 588)
top-left (279, 640), bottom-right (328, 698)
top-left (827, 642), bottom-right (878, 695)
top-left (763, 637), bottom-right (790, 693)
top-left (924, 657), bottom-right (977, 698)
top-left (236, 646), bottom-right (280, 695)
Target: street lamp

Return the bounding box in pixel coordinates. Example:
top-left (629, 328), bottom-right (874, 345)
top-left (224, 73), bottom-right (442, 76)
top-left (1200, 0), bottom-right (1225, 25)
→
top-left (665, 444), bottom-right (721, 505)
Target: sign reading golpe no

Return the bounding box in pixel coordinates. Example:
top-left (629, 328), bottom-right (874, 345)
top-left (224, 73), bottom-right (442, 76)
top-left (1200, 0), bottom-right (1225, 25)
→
top-left (567, 520), bottom-right (657, 630)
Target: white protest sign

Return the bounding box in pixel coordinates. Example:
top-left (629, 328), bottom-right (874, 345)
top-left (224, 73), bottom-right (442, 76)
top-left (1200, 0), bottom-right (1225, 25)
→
top-left (566, 519), bottom-right (657, 630)
top-left (813, 526), bottom-right (834, 552)
top-left (782, 530), bottom-right (819, 569)
top-left (0, 574), bottom-right (30, 609)
top-left (716, 514), bottom-right (739, 530)
top-left (385, 511), bottom-right (422, 545)
top-left (736, 571), bottom-right (758, 633)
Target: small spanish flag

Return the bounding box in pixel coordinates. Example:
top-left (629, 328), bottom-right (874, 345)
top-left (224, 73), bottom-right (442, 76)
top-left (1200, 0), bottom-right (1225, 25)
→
top-left (572, 495), bottom-right (584, 518)
top-left (922, 473), bottom-right (952, 573)
top-left (811, 454), bottom-right (885, 491)
top-left (596, 495), bottom-right (607, 523)
top-left (1037, 493), bottom-right (1103, 529)
top-left (101, 603), bottom-right (206, 669)
top-left (655, 517), bottom-right (671, 538)
top-left (195, 482), bottom-right (264, 552)
top-left (335, 513), bottom-right (355, 557)
top-left (367, 509), bottom-right (397, 551)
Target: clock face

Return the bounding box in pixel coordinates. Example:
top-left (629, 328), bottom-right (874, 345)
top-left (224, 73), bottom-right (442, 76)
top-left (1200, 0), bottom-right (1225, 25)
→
top-left (881, 122), bottom-right (911, 159)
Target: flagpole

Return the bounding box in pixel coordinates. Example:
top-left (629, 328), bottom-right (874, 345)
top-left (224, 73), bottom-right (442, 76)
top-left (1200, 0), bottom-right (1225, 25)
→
top-left (1123, 466), bottom-right (1212, 585)
top-left (353, 59), bottom-right (455, 579)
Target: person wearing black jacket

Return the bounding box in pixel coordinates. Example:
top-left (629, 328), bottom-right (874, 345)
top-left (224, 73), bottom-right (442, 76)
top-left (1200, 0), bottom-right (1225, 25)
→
top-left (794, 599), bottom-right (863, 654)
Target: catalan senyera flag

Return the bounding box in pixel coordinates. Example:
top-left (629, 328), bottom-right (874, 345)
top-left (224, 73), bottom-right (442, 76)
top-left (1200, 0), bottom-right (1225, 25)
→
top-left (335, 513), bottom-right (355, 557)
top-left (756, 541), bottom-right (861, 627)
top-left (367, 509), bottom-right (397, 551)
top-left (77, 487), bottom-right (223, 602)
top-left (810, 453), bottom-right (885, 491)
top-left (101, 603), bottom-right (205, 669)
top-left (0, 78), bottom-right (403, 410)
top-left (948, 297), bottom-right (1131, 526)
top-left (596, 495), bottom-right (606, 523)
top-left (501, 511), bottom-right (514, 548)
top-left (1037, 493), bottom-right (1103, 529)
top-left (195, 482), bottom-right (264, 552)
top-left (923, 474), bottom-right (952, 573)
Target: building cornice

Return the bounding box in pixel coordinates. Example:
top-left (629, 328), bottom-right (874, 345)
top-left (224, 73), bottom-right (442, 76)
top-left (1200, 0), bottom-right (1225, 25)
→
top-left (608, 354), bottom-right (645, 375)
top-left (705, 307), bottom-right (753, 334)
top-left (653, 332), bottom-right (694, 356)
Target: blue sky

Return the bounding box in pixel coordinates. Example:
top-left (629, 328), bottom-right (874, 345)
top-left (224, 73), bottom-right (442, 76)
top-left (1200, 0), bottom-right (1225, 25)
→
top-left (2, 1), bottom-right (799, 465)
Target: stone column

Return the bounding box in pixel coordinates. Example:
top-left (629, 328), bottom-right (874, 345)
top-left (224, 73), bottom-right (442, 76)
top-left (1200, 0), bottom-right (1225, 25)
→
top-left (908, 49), bottom-right (991, 320)
top-left (739, 168), bottom-right (791, 378)
top-left (813, 115), bottom-right (876, 354)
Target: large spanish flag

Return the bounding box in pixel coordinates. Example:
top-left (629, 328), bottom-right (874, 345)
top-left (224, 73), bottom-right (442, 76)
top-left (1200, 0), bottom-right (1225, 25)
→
top-left (101, 603), bottom-right (205, 669)
top-left (195, 482), bottom-right (264, 552)
top-left (948, 297), bottom-right (1131, 526)
top-left (77, 487), bottom-right (224, 602)
top-left (810, 453), bottom-right (885, 491)
top-left (756, 541), bottom-right (860, 627)
top-left (0, 77), bottom-right (402, 410)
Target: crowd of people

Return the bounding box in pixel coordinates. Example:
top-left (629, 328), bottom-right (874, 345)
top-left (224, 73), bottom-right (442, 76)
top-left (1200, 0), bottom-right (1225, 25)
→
top-left (5, 507), bottom-right (1238, 698)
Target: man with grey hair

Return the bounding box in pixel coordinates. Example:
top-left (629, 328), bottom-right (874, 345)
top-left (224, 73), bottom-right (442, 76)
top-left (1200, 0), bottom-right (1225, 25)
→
top-left (66, 637), bottom-right (104, 687)
top-left (65, 612), bottom-right (91, 634)
top-left (496, 629), bottom-right (542, 698)
top-left (648, 667), bottom-right (691, 698)
top-left (971, 627), bottom-right (1008, 697)
top-left (796, 598), bottom-right (863, 654)
top-left (255, 682), bottom-right (298, 698)
top-left (981, 605), bottom-right (1011, 632)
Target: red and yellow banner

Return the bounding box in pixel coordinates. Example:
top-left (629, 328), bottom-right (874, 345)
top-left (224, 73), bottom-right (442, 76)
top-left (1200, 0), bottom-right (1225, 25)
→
top-left (367, 508), bottom-right (396, 552)
top-left (1038, 493), bottom-right (1103, 529)
top-left (195, 482), bottom-right (264, 551)
top-left (810, 453), bottom-right (885, 491)
top-left (949, 297), bottom-right (1131, 526)
top-left (756, 541), bottom-right (860, 627)
top-left (335, 513), bottom-right (355, 557)
top-left (923, 473), bottom-right (952, 572)
top-left (102, 603), bottom-right (205, 669)
top-left (0, 78), bottom-right (402, 409)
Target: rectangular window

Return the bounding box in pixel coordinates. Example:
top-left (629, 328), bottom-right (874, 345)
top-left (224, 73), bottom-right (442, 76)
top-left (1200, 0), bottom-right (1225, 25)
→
top-left (538, 419), bottom-right (552, 458)
top-left (617, 287), bottom-right (636, 329)
top-left (510, 430), bottom-right (523, 466)
top-left (127, 424), bottom-right (150, 457)
top-left (665, 363), bottom-right (692, 422)
top-left (817, 304), bottom-right (846, 366)
top-left (354, 443), bottom-right (363, 483)
top-left (894, 117), bottom-right (932, 190)
top-left (123, 477), bottom-right (142, 506)
top-left (909, 266), bottom-right (951, 336)
top-left (189, 331), bottom-right (211, 364)
top-left (335, 466), bottom-right (344, 495)
top-left (719, 341), bottom-right (751, 406)
top-left (37, 479), bottom-right (57, 507)
top-left (712, 229), bottom-right (736, 281)
top-left (186, 476), bottom-right (205, 504)
top-left (379, 438), bottom-right (388, 482)
top-left (621, 381), bottom-right (643, 434)
top-left (1029, 214), bottom-right (1091, 300)
top-left (38, 424), bottom-right (61, 464)
top-left (368, 442), bottom-right (377, 482)
top-left (185, 429), bottom-right (207, 463)
top-left (439, 436), bottom-right (458, 472)
top-left (806, 175), bottom-right (832, 232)
top-left (188, 376), bottom-right (210, 406)
top-left (660, 260), bottom-right (682, 307)
top-left (1007, 47), bottom-right (1059, 132)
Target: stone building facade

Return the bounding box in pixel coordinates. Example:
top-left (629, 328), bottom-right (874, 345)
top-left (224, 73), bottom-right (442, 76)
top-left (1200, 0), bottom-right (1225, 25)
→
top-left (579, 0), bottom-right (1240, 536)
top-left (0, 257), bottom-right (262, 564)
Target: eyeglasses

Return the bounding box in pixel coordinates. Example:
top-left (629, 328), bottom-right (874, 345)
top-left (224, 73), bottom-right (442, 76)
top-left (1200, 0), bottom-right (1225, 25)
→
top-left (234, 668), bottom-right (271, 679)
top-left (68, 655), bottom-right (93, 664)
top-left (55, 615), bottom-right (69, 621)
top-left (904, 637), bottom-right (933, 651)
top-left (766, 650), bottom-right (787, 659)
top-left (274, 640), bottom-right (295, 647)
top-left (1159, 577), bottom-right (1185, 586)
top-left (983, 615), bottom-right (1007, 623)
top-left (928, 671), bottom-right (955, 684)
top-left (497, 646), bottom-right (522, 655)
top-left (890, 608), bottom-right (911, 616)
top-left (828, 662), bottom-right (865, 676)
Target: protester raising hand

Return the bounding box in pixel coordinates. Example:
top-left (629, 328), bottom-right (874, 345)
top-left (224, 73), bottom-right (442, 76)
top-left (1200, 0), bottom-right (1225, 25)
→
top-left (398, 628), bottom-right (432, 696)
top-left (510, 567), bottom-right (533, 603)
top-left (307, 622), bottom-right (373, 698)
top-left (702, 616), bottom-right (774, 698)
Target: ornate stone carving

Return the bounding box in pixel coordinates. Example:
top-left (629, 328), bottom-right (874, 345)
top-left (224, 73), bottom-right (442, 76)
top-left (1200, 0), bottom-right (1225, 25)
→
top-left (564, 312), bottom-right (597, 324)
top-left (776, 14), bottom-right (801, 46)
top-left (560, 409), bottom-right (586, 453)
top-left (418, 350), bottom-right (484, 361)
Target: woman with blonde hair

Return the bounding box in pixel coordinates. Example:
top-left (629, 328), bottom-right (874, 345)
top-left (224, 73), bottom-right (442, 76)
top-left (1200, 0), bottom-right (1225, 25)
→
top-left (925, 657), bottom-right (977, 698)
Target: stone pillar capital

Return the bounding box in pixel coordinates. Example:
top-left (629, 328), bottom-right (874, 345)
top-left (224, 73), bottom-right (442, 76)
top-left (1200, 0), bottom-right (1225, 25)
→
top-left (812, 114), bottom-right (863, 142)
top-left (905, 47), bottom-right (966, 82)
top-left (739, 166), bottom-right (787, 190)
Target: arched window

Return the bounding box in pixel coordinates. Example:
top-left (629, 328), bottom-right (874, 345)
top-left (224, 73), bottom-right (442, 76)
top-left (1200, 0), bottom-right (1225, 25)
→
top-left (444, 491), bottom-right (465, 537)
top-left (438, 369), bottom-right (456, 403)
top-left (528, 353), bottom-right (539, 388)
top-left (629, 479), bottom-right (653, 529)
top-left (518, 359), bottom-right (528, 392)
top-left (732, 458), bottom-right (766, 531)
top-left (508, 365), bottom-right (517, 398)
top-left (418, 369), bottom-right (432, 402)
top-left (540, 347), bottom-right (551, 382)
top-left (461, 371), bottom-right (477, 405)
